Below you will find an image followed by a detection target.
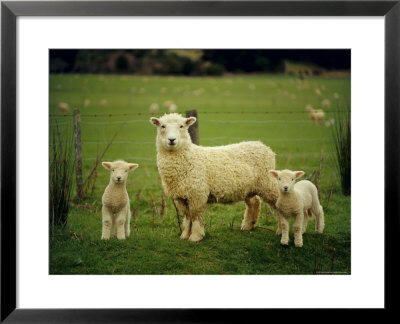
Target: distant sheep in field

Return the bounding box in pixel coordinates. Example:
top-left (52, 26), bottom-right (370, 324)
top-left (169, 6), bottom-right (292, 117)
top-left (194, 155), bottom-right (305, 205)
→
top-left (149, 103), bottom-right (159, 114)
top-left (321, 99), bottom-right (331, 108)
top-left (325, 118), bottom-right (335, 127)
top-left (168, 103), bottom-right (178, 113)
top-left (100, 99), bottom-right (108, 107)
top-left (150, 113), bottom-right (279, 242)
top-left (101, 160), bottom-right (139, 240)
top-left (306, 105), bottom-right (325, 124)
top-left (57, 102), bottom-right (70, 112)
top-left (269, 169), bottom-right (325, 247)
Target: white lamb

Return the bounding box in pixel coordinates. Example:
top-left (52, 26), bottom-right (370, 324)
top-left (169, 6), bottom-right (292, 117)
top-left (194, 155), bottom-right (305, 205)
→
top-left (150, 113), bottom-right (278, 242)
top-left (269, 169), bottom-right (325, 247)
top-left (101, 160), bottom-right (138, 240)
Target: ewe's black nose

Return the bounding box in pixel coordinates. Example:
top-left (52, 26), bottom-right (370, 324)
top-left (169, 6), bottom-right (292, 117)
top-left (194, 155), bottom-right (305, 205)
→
top-left (284, 186), bottom-right (288, 191)
top-left (168, 138), bottom-right (176, 143)
top-left (117, 177), bottom-right (121, 181)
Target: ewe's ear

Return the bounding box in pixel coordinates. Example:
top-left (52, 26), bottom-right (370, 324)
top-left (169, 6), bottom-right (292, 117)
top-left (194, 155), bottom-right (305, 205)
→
top-left (128, 163), bottom-right (139, 172)
top-left (294, 171), bottom-right (305, 179)
top-left (269, 170), bottom-right (279, 179)
top-left (185, 117), bottom-right (197, 127)
top-left (150, 117), bottom-right (160, 127)
top-left (102, 162), bottom-right (112, 170)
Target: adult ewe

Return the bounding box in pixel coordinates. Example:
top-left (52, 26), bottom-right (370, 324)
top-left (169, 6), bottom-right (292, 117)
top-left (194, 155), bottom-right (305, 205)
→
top-left (150, 113), bottom-right (278, 242)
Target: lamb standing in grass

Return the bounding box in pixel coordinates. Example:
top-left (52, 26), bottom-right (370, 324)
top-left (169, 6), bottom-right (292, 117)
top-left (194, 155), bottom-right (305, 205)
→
top-left (269, 169), bottom-right (324, 247)
top-left (101, 160), bottom-right (138, 240)
top-left (150, 113), bottom-right (278, 242)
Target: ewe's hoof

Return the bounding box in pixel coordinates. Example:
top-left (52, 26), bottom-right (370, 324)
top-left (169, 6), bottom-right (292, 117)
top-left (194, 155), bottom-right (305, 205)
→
top-left (294, 242), bottom-right (303, 247)
top-left (188, 233), bottom-right (204, 242)
top-left (101, 236), bottom-right (110, 240)
top-left (241, 223), bottom-right (254, 231)
top-left (180, 231), bottom-right (190, 240)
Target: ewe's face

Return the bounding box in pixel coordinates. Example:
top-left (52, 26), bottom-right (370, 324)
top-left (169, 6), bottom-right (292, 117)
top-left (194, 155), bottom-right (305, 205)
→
top-left (150, 115), bottom-right (196, 151)
top-left (102, 161), bottom-right (139, 184)
top-left (270, 170), bottom-right (304, 193)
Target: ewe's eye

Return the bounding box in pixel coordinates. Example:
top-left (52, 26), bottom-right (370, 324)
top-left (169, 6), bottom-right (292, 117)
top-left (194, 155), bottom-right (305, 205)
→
top-left (161, 125), bottom-right (165, 129)
top-left (125, 170), bottom-right (128, 173)
top-left (292, 178), bottom-right (294, 181)
top-left (180, 125), bottom-right (183, 128)
top-left (278, 178), bottom-right (281, 181)
top-left (112, 169), bottom-right (114, 172)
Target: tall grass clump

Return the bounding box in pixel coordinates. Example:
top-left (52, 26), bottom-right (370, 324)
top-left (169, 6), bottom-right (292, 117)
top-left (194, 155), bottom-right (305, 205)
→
top-left (332, 106), bottom-right (351, 196)
top-left (49, 123), bottom-right (74, 229)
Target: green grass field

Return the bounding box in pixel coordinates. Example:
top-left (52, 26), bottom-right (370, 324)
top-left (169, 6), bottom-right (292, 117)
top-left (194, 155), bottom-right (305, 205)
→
top-left (49, 74), bottom-right (351, 274)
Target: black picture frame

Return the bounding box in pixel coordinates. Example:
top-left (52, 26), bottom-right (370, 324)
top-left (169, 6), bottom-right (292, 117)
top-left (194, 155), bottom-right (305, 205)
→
top-left (1, 0), bottom-right (399, 322)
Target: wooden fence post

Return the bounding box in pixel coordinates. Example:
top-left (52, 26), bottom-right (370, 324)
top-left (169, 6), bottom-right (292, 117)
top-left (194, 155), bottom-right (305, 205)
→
top-left (185, 109), bottom-right (199, 145)
top-left (73, 109), bottom-right (84, 200)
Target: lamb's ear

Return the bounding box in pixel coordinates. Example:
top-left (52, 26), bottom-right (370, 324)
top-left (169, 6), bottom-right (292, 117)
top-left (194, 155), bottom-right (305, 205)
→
top-left (185, 117), bottom-right (197, 127)
top-left (269, 170), bottom-right (279, 179)
top-left (150, 117), bottom-right (160, 127)
top-left (128, 163), bottom-right (139, 172)
top-left (102, 162), bottom-right (112, 170)
top-left (294, 171), bottom-right (305, 179)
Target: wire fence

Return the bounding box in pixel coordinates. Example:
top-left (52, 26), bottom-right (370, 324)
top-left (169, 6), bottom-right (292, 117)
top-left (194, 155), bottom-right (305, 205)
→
top-left (50, 109), bottom-right (337, 193)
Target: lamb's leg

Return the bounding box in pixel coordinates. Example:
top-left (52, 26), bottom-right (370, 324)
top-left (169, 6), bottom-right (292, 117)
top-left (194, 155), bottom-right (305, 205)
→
top-left (101, 206), bottom-right (113, 240)
top-left (116, 206), bottom-right (128, 240)
top-left (279, 213), bottom-right (290, 246)
top-left (276, 215), bottom-right (282, 235)
top-left (314, 205), bottom-right (325, 234)
top-left (110, 220), bottom-right (115, 238)
top-left (125, 205), bottom-right (131, 238)
top-left (302, 210), bottom-right (311, 234)
top-left (241, 195), bottom-right (261, 231)
top-left (293, 211), bottom-right (304, 247)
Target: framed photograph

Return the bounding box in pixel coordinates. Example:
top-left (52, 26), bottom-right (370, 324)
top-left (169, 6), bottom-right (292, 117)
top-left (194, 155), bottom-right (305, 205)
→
top-left (1, 0), bottom-right (398, 321)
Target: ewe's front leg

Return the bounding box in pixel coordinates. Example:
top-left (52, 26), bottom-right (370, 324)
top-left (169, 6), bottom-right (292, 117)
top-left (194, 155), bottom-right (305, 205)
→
top-left (180, 217), bottom-right (191, 240)
top-left (116, 206), bottom-right (129, 240)
top-left (293, 211), bottom-right (304, 247)
top-left (101, 206), bottom-right (113, 240)
top-left (187, 199), bottom-right (207, 242)
top-left (175, 199), bottom-right (191, 240)
top-left (279, 213), bottom-right (290, 246)
top-left (241, 196), bottom-right (261, 231)
top-left (189, 216), bottom-right (205, 242)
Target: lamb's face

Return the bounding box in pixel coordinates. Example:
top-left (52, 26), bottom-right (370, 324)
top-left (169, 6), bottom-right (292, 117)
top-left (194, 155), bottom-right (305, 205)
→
top-left (102, 160), bottom-right (139, 184)
top-left (150, 113), bottom-right (196, 151)
top-left (269, 169), bottom-right (304, 193)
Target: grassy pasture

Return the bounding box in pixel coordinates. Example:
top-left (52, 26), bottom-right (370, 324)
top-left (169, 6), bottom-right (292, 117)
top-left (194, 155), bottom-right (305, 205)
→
top-left (50, 74), bottom-right (351, 274)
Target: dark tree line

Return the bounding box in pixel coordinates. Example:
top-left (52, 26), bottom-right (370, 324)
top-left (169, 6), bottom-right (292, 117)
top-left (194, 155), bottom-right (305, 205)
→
top-left (50, 49), bottom-right (350, 75)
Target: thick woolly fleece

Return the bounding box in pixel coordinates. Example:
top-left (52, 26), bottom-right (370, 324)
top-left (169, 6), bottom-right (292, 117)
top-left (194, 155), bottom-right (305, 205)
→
top-left (151, 113), bottom-right (278, 242)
